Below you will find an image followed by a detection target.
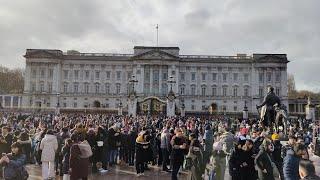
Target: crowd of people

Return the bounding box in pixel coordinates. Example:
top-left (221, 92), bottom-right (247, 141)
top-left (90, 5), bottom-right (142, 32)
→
top-left (0, 112), bottom-right (319, 180)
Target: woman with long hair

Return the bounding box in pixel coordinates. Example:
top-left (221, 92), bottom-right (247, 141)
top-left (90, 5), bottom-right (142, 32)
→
top-left (0, 142), bottom-right (28, 180)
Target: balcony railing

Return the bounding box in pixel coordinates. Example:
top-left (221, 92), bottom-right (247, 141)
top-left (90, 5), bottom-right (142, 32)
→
top-left (179, 55), bottom-right (252, 59)
top-left (63, 52), bottom-right (134, 57)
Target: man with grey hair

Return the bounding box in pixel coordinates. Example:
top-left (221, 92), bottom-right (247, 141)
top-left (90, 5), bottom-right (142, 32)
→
top-left (299, 159), bottom-right (320, 180)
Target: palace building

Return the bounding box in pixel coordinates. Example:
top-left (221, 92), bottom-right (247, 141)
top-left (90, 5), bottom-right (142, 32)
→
top-left (22, 46), bottom-right (289, 115)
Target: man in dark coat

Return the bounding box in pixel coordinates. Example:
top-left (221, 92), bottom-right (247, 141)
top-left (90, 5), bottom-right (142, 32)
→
top-left (283, 143), bottom-right (306, 180)
top-left (0, 126), bottom-right (13, 154)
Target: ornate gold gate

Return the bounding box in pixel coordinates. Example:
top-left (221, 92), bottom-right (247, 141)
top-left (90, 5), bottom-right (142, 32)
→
top-left (137, 96), bottom-right (166, 115)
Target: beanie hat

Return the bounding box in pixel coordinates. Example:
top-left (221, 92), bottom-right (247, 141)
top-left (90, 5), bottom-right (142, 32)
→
top-left (271, 133), bottom-right (280, 140)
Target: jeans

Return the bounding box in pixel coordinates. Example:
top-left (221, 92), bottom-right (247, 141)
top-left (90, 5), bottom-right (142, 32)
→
top-left (171, 162), bottom-right (181, 180)
top-left (108, 149), bottom-right (118, 165)
top-left (161, 148), bottom-right (169, 170)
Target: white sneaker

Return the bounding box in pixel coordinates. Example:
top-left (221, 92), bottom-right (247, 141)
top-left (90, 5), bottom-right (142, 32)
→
top-left (99, 168), bottom-right (109, 174)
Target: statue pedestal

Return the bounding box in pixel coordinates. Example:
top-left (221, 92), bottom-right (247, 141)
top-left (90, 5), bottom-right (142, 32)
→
top-left (181, 108), bottom-right (185, 117)
top-left (118, 106), bottom-right (123, 116)
top-left (306, 106), bottom-right (315, 121)
top-left (128, 98), bottom-right (137, 117)
top-left (167, 99), bottom-right (175, 117)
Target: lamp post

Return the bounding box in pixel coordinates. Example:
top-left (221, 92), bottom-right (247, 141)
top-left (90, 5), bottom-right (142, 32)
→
top-left (181, 103), bottom-right (185, 117)
top-left (56, 92), bottom-right (60, 115)
top-left (118, 101), bottom-right (123, 116)
top-left (243, 100), bottom-right (248, 121)
top-left (167, 76), bottom-right (176, 93)
top-left (129, 75), bottom-right (138, 94)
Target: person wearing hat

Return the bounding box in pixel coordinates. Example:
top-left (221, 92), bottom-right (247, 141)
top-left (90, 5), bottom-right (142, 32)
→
top-left (255, 138), bottom-right (278, 180)
top-left (272, 133), bottom-right (284, 180)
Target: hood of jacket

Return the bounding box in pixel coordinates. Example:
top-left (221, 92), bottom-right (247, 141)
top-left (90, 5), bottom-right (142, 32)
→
top-left (43, 134), bottom-right (57, 142)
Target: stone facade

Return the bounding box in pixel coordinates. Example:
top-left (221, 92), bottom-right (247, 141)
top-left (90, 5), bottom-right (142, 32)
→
top-left (22, 46), bottom-right (289, 114)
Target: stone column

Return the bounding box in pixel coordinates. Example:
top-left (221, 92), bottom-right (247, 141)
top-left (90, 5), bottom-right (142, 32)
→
top-left (10, 96), bottom-right (13, 108)
top-left (1, 96), bottom-right (5, 108)
top-left (18, 96), bottom-right (21, 108)
top-left (306, 97), bottom-right (315, 121)
top-left (150, 66), bottom-right (153, 95)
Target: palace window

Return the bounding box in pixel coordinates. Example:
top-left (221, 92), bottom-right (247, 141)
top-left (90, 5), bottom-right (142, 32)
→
top-left (267, 72), bottom-right (272, 82)
top-left (84, 83), bottom-right (89, 94)
top-left (32, 69), bottom-right (37, 78)
top-left (40, 69), bottom-right (45, 78)
top-left (191, 85), bottom-right (196, 95)
top-left (95, 71), bottom-right (100, 80)
top-left (259, 73), bottom-right (264, 83)
top-left (73, 83), bottom-right (79, 93)
top-left (116, 84), bottom-right (121, 94)
top-left (105, 83), bottom-right (110, 94)
top-left (74, 70), bottom-right (79, 80)
top-left (244, 86), bottom-right (249, 97)
top-left (49, 69), bottom-right (53, 79)
top-left (63, 70), bottom-right (68, 80)
top-left (244, 73), bottom-right (249, 82)
top-left (63, 83), bottom-right (68, 93)
top-left (222, 73), bottom-right (227, 82)
top-left (212, 73), bottom-right (217, 81)
top-left (201, 85), bottom-right (206, 96)
top-left (212, 86), bottom-right (217, 96)
top-left (202, 73), bottom-right (206, 81)
top-left (233, 86), bottom-right (238, 97)
top-left (48, 82), bottom-right (52, 93)
top-left (180, 73), bottom-right (185, 82)
top-left (180, 85), bottom-right (185, 95)
top-left (276, 72), bottom-right (281, 82)
top-left (85, 71), bottom-right (90, 79)
top-left (191, 73), bottom-right (196, 81)
top-left (223, 86), bottom-right (227, 96)
top-left (116, 71), bottom-right (121, 80)
top-left (40, 82), bottom-right (44, 92)
top-left (259, 87), bottom-right (264, 97)
top-left (95, 83), bottom-right (100, 94)
top-left (233, 73), bottom-right (238, 82)
top-left (106, 71), bottom-right (111, 80)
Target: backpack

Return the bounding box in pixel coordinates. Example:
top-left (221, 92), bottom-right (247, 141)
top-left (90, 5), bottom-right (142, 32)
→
top-left (78, 141), bottom-right (93, 158)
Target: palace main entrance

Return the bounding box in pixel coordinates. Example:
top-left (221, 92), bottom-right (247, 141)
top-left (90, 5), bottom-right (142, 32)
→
top-left (137, 96), bottom-right (166, 115)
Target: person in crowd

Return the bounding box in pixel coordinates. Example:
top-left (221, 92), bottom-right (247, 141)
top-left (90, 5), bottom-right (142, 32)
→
top-left (255, 138), bottom-right (276, 180)
top-left (185, 138), bottom-right (205, 180)
top-left (283, 143), bottom-right (307, 180)
top-left (107, 125), bottom-right (120, 167)
top-left (202, 124), bottom-right (213, 164)
top-left (271, 133), bottom-right (284, 180)
top-left (0, 126), bottom-right (14, 154)
top-left (69, 133), bottom-right (90, 180)
top-left (229, 137), bottom-right (246, 180)
top-left (0, 142), bottom-right (28, 180)
top-left (299, 159), bottom-right (320, 180)
top-left (128, 127), bottom-right (137, 166)
top-left (61, 138), bottom-right (72, 180)
top-left (171, 127), bottom-right (188, 180)
top-left (239, 139), bottom-right (256, 180)
top-left (17, 131), bottom-right (32, 164)
top-left (40, 129), bottom-right (58, 180)
top-left (282, 135), bottom-right (297, 159)
top-left (135, 131), bottom-right (149, 176)
top-left (160, 125), bottom-right (171, 172)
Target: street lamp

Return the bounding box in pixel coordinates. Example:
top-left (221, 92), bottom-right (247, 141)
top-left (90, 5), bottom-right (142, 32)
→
top-left (56, 92), bottom-right (60, 115)
top-left (129, 75), bottom-right (138, 94)
top-left (167, 76), bottom-right (176, 92)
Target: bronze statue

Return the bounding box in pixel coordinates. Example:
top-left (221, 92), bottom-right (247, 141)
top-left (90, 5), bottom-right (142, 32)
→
top-left (256, 86), bottom-right (281, 130)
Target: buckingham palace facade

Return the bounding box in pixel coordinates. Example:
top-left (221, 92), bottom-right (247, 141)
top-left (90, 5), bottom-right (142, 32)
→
top-left (22, 46), bottom-right (289, 114)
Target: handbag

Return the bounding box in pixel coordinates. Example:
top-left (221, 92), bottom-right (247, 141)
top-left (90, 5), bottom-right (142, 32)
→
top-left (78, 141), bottom-right (93, 158)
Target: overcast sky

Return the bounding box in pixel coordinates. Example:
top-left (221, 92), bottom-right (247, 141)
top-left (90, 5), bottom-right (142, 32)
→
top-left (0, 0), bottom-right (319, 92)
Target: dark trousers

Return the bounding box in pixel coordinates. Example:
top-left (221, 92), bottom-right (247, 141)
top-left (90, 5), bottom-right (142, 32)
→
top-left (171, 162), bottom-right (181, 180)
top-left (128, 148), bottom-right (135, 165)
top-left (136, 162), bottom-right (145, 174)
top-left (161, 148), bottom-right (169, 170)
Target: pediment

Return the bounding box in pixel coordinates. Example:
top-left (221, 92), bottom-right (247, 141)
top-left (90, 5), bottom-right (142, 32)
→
top-left (24, 49), bottom-right (62, 58)
top-left (132, 50), bottom-right (179, 60)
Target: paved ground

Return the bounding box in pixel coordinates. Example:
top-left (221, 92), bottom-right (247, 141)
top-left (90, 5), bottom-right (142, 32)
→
top-left (26, 164), bottom-right (188, 180)
top-left (24, 152), bottom-right (320, 180)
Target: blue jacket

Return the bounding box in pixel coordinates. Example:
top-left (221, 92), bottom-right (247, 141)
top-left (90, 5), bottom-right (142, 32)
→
top-left (283, 151), bottom-right (300, 180)
top-left (3, 153), bottom-right (26, 179)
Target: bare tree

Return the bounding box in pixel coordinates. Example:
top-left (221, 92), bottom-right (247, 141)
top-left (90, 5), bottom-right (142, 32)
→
top-left (0, 65), bottom-right (24, 94)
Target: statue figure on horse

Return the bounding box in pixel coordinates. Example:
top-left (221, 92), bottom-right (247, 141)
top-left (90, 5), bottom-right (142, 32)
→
top-left (256, 86), bottom-right (282, 132)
